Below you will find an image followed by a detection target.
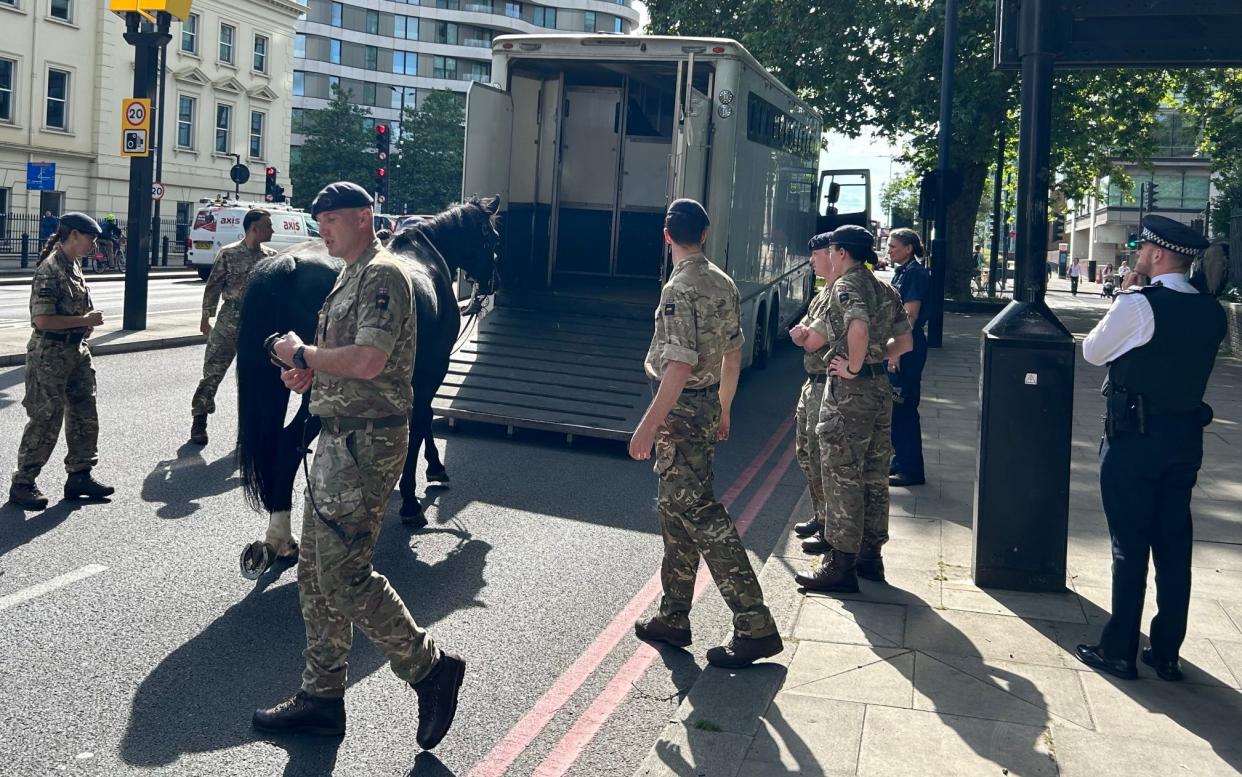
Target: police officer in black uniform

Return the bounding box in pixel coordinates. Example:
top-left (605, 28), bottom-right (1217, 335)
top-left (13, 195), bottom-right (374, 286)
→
top-left (1075, 215), bottom-right (1226, 682)
top-left (886, 228), bottom-right (929, 487)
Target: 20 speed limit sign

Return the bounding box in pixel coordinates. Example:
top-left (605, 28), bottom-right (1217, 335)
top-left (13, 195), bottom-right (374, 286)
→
top-left (121, 98), bottom-right (151, 157)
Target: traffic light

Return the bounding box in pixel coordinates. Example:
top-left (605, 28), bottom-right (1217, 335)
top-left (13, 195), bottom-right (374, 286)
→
top-left (1146, 182), bottom-right (1159, 211)
top-left (375, 123), bottom-right (390, 160)
top-left (1050, 215), bottom-right (1066, 242)
top-left (374, 166), bottom-right (387, 204)
top-left (264, 166), bottom-right (285, 203)
top-left (1126, 232), bottom-right (1140, 249)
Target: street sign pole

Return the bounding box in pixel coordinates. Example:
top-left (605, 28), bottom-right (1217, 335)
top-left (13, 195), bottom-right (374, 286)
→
top-left (150, 39), bottom-right (168, 268)
top-left (926, 0), bottom-right (958, 348)
top-left (121, 12), bottom-right (170, 330)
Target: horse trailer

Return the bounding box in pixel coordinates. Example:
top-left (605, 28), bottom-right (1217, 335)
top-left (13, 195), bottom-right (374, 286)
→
top-left (433, 34), bottom-right (870, 440)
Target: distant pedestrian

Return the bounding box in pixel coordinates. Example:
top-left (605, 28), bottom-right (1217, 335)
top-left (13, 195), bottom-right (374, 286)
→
top-left (8, 213), bottom-right (114, 511)
top-left (1076, 215), bottom-right (1225, 683)
top-left (1069, 257), bottom-right (1082, 296)
top-left (886, 228), bottom-right (929, 488)
top-left (795, 225), bottom-right (912, 592)
top-left (39, 211), bottom-right (59, 242)
top-left (630, 198), bottom-right (782, 668)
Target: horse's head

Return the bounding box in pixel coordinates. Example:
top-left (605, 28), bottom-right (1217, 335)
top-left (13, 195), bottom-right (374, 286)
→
top-left (458, 195), bottom-right (501, 294)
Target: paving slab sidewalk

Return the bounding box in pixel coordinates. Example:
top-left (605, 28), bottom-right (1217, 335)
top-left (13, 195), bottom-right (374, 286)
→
top-left (635, 294), bottom-right (1242, 777)
top-left (0, 311), bottom-right (205, 368)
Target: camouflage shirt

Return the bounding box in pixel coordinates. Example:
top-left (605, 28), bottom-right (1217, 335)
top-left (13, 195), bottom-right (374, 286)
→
top-left (29, 248), bottom-right (92, 332)
top-left (800, 283), bottom-right (834, 375)
top-left (310, 239), bottom-right (415, 419)
top-left (202, 240), bottom-right (275, 316)
top-left (643, 253), bottom-right (745, 389)
top-left (821, 264), bottom-right (911, 364)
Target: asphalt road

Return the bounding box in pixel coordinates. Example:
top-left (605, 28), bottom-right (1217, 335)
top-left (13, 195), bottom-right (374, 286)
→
top-left (0, 277), bottom-right (208, 332)
top-left (0, 336), bottom-right (808, 776)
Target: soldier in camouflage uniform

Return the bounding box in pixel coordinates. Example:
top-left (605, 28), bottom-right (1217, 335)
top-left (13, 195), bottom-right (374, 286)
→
top-left (796, 225), bottom-right (912, 593)
top-left (629, 198), bottom-right (783, 669)
top-left (8, 213), bottom-right (114, 511)
top-left (789, 232), bottom-right (845, 554)
top-left (189, 209), bottom-right (276, 445)
top-left (256, 183), bottom-right (464, 750)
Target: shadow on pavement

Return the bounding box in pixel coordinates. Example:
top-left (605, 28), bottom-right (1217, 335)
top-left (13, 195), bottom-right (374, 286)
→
top-left (0, 498), bottom-right (87, 561)
top-left (118, 511), bottom-right (492, 770)
top-left (406, 751), bottom-right (456, 776)
top-left (0, 366), bottom-right (25, 412)
top-left (141, 442), bottom-right (242, 519)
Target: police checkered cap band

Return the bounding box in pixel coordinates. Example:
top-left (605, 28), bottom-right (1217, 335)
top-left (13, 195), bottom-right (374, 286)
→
top-left (1141, 225), bottom-right (1198, 256)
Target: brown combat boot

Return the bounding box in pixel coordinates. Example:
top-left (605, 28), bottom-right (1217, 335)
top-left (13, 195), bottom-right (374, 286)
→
top-left (793, 518), bottom-right (821, 538)
top-left (795, 549), bottom-right (859, 593)
top-left (634, 616), bottom-right (692, 647)
top-left (190, 414), bottom-right (208, 445)
top-left (64, 470), bottom-right (114, 501)
top-left (8, 482), bottom-right (49, 511)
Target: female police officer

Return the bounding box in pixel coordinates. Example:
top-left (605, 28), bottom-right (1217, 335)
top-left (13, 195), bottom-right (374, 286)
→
top-left (8, 213), bottom-right (114, 510)
top-left (887, 228), bottom-right (930, 487)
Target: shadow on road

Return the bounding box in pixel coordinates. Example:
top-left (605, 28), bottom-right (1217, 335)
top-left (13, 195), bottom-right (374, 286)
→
top-left (0, 498), bottom-right (87, 561)
top-left (141, 442), bottom-right (242, 519)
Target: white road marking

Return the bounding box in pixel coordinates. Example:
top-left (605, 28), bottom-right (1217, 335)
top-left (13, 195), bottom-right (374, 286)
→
top-left (0, 564), bottom-right (108, 613)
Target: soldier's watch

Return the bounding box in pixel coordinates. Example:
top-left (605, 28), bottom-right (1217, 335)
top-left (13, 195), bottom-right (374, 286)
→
top-left (293, 345), bottom-right (308, 370)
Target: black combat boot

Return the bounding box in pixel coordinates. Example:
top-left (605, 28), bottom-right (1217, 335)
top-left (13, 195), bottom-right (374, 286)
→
top-left (8, 482), bottom-right (49, 511)
top-left (190, 414), bottom-right (208, 445)
top-left (412, 652), bottom-right (466, 750)
top-left (793, 518), bottom-right (821, 538)
top-left (801, 533), bottom-right (832, 555)
top-left (252, 690), bottom-right (346, 735)
top-left (64, 470), bottom-right (114, 500)
top-left (706, 633), bottom-right (785, 668)
top-left (857, 551), bottom-right (886, 582)
top-left (795, 549), bottom-right (859, 593)
top-left (634, 616), bottom-right (692, 647)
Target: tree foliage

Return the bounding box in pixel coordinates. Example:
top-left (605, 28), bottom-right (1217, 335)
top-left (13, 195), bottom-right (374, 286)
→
top-left (289, 86), bottom-right (375, 209)
top-left (1179, 69), bottom-right (1242, 236)
top-left (392, 90), bottom-right (466, 215)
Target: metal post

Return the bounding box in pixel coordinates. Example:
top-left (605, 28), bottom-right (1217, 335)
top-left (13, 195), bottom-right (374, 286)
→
top-left (149, 38), bottom-right (168, 268)
top-left (122, 12), bottom-right (171, 331)
top-left (926, 0), bottom-right (959, 348)
top-left (988, 117), bottom-right (1004, 297)
top-left (161, 235), bottom-right (169, 266)
top-left (20, 233), bottom-right (29, 269)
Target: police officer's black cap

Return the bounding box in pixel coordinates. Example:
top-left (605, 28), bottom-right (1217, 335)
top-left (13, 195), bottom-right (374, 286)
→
top-left (59, 212), bottom-right (102, 236)
top-left (1140, 214), bottom-right (1209, 256)
top-left (828, 224), bottom-right (875, 252)
top-left (311, 181), bottom-right (374, 218)
top-left (667, 198), bottom-right (710, 229)
top-left (808, 231), bottom-right (834, 251)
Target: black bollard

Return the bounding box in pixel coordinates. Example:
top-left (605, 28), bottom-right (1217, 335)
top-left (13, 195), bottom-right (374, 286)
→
top-left (20, 232), bottom-right (29, 269)
top-left (162, 235), bottom-right (169, 266)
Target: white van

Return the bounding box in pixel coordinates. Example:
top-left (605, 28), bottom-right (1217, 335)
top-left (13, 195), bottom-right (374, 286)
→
top-left (187, 199), bottom-right (319, 280)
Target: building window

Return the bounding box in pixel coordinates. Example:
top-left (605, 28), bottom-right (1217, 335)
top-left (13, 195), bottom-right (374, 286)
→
top-left (0, 58), bottom-right (12, 123)
top-left (181, 13), bottom-right (199, 53)
top-left (614, 17), bottom-right (623, 33)
top-left (504, 1), bottom-right (520, 18)
top-left (464, 0), bottom-right (492, 11)
top-left (366, 9), bottom-right (379, 34)
top-left (533, 7), bottom-right (555, 27)
top-left (436, 21), bottom-right (458, 45)
top-left (293, 70), bottom-right (305, 96)
top-left (436, 0), bottom-right (460, 9)
top-left (365, 45), bottom-right (378, 70)
top-left (363, 82), bottom-right (376, 105)
top-left (219, 24), bottom-right (235, 64)
top-left (253, 35), bottom-right (268, 72)
top-left (249, 110), bottom-right (264, 158)
top-left (214, 103), bottom-right (231, 153)
top-left (330, 39), bottom-right (341, 64)
top-left (45, 68), bottom-right (68, 129)
top-left (292, 107), bottom-right (305, 133)
top-left (584, 10), bottom-right (595, 31)
top-left (177, 94), bottom-right (195, 147)
top-left (433, 56), bottom-right (457, 80)
top-left (466, 61), bottom-right (490, 82)
top-left (391, 86), bottom-right (416, 111)
top-left (49, 0), bottom-right (71, 22)
top-left (294, 33), bottom-right (305, 58)
top-left (330, 1), bottom-right (342, 26)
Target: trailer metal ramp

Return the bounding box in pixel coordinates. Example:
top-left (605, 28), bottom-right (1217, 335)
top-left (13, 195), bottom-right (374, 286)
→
top-left (432, 305), bottom-right (653, 441)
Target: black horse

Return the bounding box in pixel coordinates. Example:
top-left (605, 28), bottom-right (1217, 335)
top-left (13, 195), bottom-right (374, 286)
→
top-left (234, 197), bottom-right (499, 574)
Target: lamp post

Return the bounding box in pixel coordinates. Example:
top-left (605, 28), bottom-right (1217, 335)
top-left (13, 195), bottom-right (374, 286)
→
top-left (388, 86), bottom-right (408, 211)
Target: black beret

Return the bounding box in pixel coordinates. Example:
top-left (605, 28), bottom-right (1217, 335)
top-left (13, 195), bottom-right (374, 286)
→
top-left (59, 212), bottom-right (102, 236)
top-left (828, 224), bottom-right (875, 252)
top-left (311, 181), bottom-right (374, 219)
top-left (808, 231), bottom-right (834, 251)
top-left (667, 198), bottom-right (710, 229)
top-left (1140, 214), bottom-right (1209, 256)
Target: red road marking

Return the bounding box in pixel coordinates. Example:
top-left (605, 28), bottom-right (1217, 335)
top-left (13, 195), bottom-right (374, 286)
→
top-left (466, 416), bottom-right (795, 777)
top-left (531, 442), bottom-right (799, 777)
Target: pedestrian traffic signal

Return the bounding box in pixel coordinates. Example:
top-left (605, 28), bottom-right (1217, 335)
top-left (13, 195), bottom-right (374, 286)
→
top-left (1126, 232), bottom-right (1139, 249)
top-left (374, 167), bottom-right (387, 203)
top-left (1146, 182), bottom-right (1159, 211)
top-left (375, 123), bottom-right (390, 161)
top-left (264, 166), bottom-right (285, 203)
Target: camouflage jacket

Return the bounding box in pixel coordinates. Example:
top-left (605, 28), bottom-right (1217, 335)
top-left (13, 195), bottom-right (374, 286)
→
top-left (202, 240), bottom-right (275, 316)
top-left (29, 248), bottom-right (92, 332)
top-left (821, 264), bottom-right (911, 364)
top-left (644, 253), bottom-right (745, 389)
top-left (310, 239), bottom-right (415, 419)
top-left (800, 283), bottom-right (834, 375)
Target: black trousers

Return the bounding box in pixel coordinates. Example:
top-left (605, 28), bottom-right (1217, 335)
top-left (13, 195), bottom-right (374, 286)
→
top-left (1098, 416), bottom-right (1202, 662)
top-left (889, 331), bottom-right (927, 479)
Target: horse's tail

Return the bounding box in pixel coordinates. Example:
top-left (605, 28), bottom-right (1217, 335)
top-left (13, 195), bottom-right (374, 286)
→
top-left (236, 254), bottom-right (297, 513)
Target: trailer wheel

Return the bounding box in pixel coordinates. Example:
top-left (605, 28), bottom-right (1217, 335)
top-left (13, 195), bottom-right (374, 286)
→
top-left (753, 305), bottom-right (773, 370)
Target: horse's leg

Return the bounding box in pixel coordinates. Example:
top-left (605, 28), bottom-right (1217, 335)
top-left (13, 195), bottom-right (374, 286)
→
top-left (265, 406), bottom-right (319, 558)
top-left (420, 401), bottom-right (449, 482)
top-left (399, 408), bottom-right (426, 525)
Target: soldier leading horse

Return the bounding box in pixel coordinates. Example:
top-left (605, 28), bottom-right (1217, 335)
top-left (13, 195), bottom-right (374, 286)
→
top-left (234, 197), bottom-right (499, 576)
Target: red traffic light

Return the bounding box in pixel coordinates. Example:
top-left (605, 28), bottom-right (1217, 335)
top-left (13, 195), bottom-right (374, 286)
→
top-left (377, 124), bottom-right (388, 134)
top-left (376, 168), bottom-right (386, 177)
top-left (265, 166), bottom-right (276, 176)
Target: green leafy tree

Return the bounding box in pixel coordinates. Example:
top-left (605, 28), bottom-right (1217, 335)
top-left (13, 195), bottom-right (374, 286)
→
top-left (289, 86), bottom-right (375, 209)
top-left (1179, 69), bottom-right (1242, 238)
top-left (880, 172), bottom-right (921, 230)
top-left (392, 90), bottom-right (466, 214)
top-left (646, 0), bottom-right (1174, 298)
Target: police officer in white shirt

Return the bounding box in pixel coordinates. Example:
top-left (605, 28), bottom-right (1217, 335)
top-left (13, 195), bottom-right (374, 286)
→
top-left (1076, 215), bottom-right (1226, 683)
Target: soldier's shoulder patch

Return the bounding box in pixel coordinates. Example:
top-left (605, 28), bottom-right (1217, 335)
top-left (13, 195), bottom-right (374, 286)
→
top-left (837, 290), bottom-right (853, 304)
top-left (375, 286), bottom-right (390, 311)
top-left (663, 302), bottom-right (676, 316)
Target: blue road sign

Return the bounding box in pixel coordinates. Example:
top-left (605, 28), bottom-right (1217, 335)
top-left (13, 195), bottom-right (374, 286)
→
top-left (27, 162), bottom-right (56, 191)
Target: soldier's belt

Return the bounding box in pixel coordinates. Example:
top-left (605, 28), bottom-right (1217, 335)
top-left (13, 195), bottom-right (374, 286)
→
top-left (649, 380), bottom-right (719, 397)
top-left (35, 330), bottom-right (86, 345)
top-left (318, 414), bottom-right (406, 434)
top-left (806, 373), bottom-right (828, 384)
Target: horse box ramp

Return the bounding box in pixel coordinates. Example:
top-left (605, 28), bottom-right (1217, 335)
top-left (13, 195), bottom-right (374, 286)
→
top-left (432, 304), bottom-right (653, 440)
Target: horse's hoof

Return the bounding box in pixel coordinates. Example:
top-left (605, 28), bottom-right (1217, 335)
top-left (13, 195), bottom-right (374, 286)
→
top-left (426, 468), bottom-right (450, 484)
top-left (240, 541), bottom-right (275, 580)
top-left (400, 505), bottom-right (427, 530)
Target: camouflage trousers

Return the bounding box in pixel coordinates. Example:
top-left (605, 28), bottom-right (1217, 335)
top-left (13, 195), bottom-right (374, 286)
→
top-left (298, 423), bottom-right (439, 697)
top-left (191, 301), bottom-right (240, 416)
top-left (13, 336), bottom-right (99, 485)
top-left (654, 392), bottom-right (775, 638)
top-left (795, 377), bottom-right (828, 530)
top-left (816, 375), bottom-right (893, 555)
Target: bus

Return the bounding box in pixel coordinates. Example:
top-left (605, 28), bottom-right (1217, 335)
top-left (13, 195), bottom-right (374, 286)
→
top-left (433, 34), bottom-right (869, 440)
